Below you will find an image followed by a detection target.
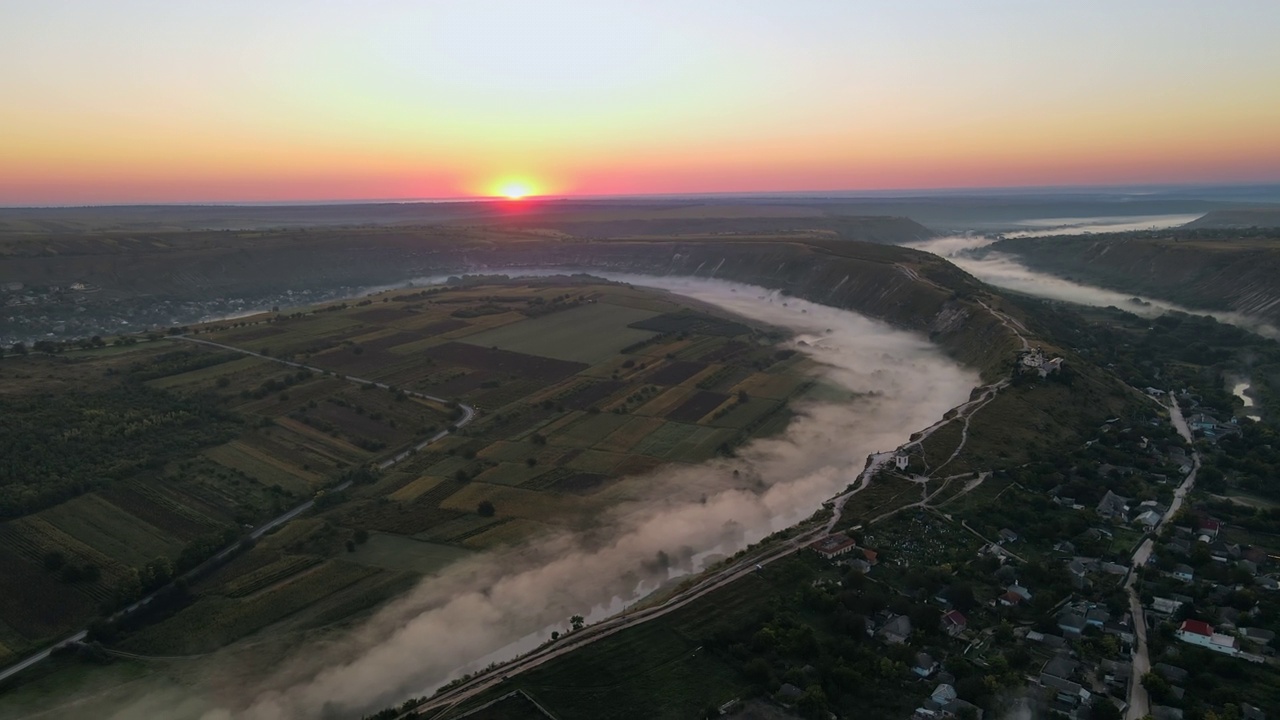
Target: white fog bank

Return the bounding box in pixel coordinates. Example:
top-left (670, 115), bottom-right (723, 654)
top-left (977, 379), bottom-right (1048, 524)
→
top-left (907, 236), bottom-right (1280, 339)
top-left (74, 277), bottom-right (976, 720)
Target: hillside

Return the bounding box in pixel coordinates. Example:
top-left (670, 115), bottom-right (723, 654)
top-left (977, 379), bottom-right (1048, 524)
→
top-left (1185, 207), bottom-right (1280, 229)
top-left (1, 229), bottom-right (1011, 378)
top-left (989, 228), bottom-right (1280, 326)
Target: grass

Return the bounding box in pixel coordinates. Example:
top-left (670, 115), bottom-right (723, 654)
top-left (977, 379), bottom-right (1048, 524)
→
top-left (203, 442), bottom-right (318, 495)
top-left (631, 423), bottom-right (732, 462)
top-left (548, 413), bottom-right (633, 448)
top-left (458, 303), bottom-right (660, 364)
top-left (121, 560), bottom-right (382, 655)
top-left (37, 494), bottom-right (183, 569)
top-left (344, 533), bottom-right (474, 575)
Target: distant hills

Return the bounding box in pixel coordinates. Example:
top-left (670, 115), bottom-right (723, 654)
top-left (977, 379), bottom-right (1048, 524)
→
top-left (1185, 208), bottom-right (1280, 229)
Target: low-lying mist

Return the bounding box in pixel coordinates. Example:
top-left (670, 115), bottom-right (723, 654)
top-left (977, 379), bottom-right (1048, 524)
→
top-left (909, 236), bottom-right (1280, 339)
top-left (75, 277), bottom-right (979, 720)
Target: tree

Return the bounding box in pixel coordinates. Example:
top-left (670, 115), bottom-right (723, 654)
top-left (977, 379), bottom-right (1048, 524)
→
top-left (353, 529), bottom-right (370, 544)
top-left (1141, 672), bottom-right (1171, 704)
top-left (10, 342), bottom-right (26, 355)
top-left (477, 500), bottom-right (495, 517)
top-left (570, 614), bottom-right (585, 631)
top-left (1090, 698), bottom-right (1123, 720)
top-left (346, 539), bottom-right (357, 553)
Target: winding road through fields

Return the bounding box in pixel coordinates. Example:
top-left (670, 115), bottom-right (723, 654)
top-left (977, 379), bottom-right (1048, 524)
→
top-left (0, 336), bottom-right (476, 686)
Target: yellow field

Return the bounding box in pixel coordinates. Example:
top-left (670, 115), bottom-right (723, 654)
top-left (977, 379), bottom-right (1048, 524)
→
top-left (390, 474), bottom-right (448, 502)
top-left (635, 386), bottom-right (695, 417)
top-left (596, 416), bottom-right (666, 453)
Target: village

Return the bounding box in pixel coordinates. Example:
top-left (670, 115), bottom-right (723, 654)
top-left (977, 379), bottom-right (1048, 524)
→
top-left (795, 386), bottom-right (1279, 720)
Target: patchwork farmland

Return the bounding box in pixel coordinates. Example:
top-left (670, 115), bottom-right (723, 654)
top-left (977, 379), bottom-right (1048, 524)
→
top-left (0, 278), bottom-right (817, 678)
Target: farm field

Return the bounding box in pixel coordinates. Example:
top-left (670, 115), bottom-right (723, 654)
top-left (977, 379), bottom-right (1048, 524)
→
top-left (458, 302), bottom-right (660, 364)
top-left (0, 277), bottom-right (820, 699)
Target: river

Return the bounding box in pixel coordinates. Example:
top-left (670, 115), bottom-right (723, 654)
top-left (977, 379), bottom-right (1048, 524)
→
top-left (64, 276), bottom-right (978, 720)
top-left (1232, 380), bottom-right (1262, 422)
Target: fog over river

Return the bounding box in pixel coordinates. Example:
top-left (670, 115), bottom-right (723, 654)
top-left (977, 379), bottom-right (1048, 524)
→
top-left (77, 276), bottom-right (977, 720)
top-left (907, 235), bottom-right (1280, 339)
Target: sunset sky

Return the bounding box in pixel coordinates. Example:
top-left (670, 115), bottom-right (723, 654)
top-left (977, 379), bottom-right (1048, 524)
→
top-left (2, 1), bottom-right (1279, 205)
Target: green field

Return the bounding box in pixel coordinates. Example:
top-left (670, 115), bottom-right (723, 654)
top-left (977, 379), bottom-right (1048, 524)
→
top-left (345, 533), bottom-right (475, 575)
top-left (458, 302), bottom-right (660, 364)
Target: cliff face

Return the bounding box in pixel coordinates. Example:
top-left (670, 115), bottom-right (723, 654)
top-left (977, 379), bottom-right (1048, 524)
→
top-left (992, 234), bottom-right (1280, 325)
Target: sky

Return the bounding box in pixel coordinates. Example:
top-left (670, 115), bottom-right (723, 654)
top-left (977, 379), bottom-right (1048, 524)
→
top-left (2, 1), bottom-right (1279, 205)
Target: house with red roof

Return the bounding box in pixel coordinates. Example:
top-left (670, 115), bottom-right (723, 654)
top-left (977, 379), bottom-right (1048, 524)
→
top-left (808, 533), bottom-right (858, 560)
top-left (1176, 619), bottom-right (1240, 656)
top-left (941, 610), bottom-right (968, 636)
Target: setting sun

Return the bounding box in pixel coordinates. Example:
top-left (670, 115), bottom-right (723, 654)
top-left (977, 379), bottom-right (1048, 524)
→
top-left (496, 181), bottom-right (534, 200)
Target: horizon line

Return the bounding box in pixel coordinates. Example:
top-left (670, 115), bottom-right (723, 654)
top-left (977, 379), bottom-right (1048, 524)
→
top-left (4, 180), bottom-right (1280, 210)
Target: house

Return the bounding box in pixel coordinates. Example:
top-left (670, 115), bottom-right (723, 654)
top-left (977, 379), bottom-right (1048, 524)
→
top-left (895, 454), bottom-right (910, 470)
top-left (862, 548), bottom-right (879, 565)
top-left (809, 533), bottom-right (858, 560)
top-left (1097, 490), bottom-right (1130, 519)
top-left (1054, 540), bottom-right (1076, 554)
top-left (1175, 619), bottom-right (1240, 656)
top-left (880, 614), bottom-right (913, 644)
top-left (998, 591), bottom-right (1024, 607)
top-left (1040, 673), bottom-right (1086, 708)
top-left (931, 683), bottom-right (958, 705)
top-left (997, 528), bottom-right (1018, 544)
top-left (1006, 584), bottom-right (1032, 601)
top-left (1188, 413), bottom-right (1220, 433)
top-left (1243, 546), bottom-right (1269, 565)
top-left (777, 683), bottom-right (804, 703)
top-left (1196, 517), bottom-right (1222, 540)
top-left (1153, 707), bottom-right (1184, 720)
top-left (941, 610), bottom-right (967, 636)
top-left (1153, 663), bottom-right (1188, 684)
top-left (1100, 659), bottom-right (1132, 690)
top-left (1171, 564), bottom-right (1195, 582)
top-left (1135, 510), bottom-right (1162, 528)
top-left (1057, 613), bottom-right (1087, 636)
top-left (913, 652), bottom-right (939, 678)
top-left (1104, 620), bottom-right (1135, 645)
top-left (1101, 561), bottom-right (1129, 575)
top-left (1067, 559), bottom-right (1089, 589)
top-left (1042, 655), bottom-right (1078, 682)
top-left (1149, 596), bottom-right (1184, 616)
top-left (1085, 607), bottom-right (1110, 628)
top-left (1026, 630), bottom-right (1067, 650)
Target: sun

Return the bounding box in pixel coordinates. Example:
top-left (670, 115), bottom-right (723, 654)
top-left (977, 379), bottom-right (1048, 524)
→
top-left (496, 180), bottom-right (534, 200)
